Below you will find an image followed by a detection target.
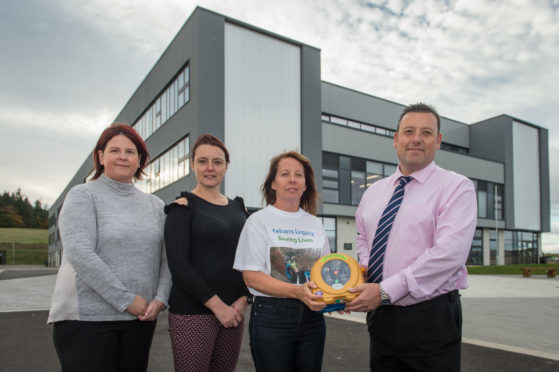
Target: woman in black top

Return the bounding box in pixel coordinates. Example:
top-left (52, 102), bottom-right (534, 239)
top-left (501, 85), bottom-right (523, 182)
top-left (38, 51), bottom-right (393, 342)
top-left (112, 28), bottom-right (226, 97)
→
top-left (164, 134), bottom-right (249, 372)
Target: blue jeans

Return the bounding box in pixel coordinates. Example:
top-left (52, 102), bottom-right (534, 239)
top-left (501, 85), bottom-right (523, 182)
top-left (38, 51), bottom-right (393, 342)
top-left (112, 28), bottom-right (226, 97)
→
top-left (249, 296), bottom-right (326, 372)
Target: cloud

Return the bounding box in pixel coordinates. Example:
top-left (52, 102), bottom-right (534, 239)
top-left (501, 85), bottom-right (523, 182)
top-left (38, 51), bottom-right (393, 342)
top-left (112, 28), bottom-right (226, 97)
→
top-left (0, 106), bottom-right (113, 206)
top-left (1, 0), bottom-right (558, 229)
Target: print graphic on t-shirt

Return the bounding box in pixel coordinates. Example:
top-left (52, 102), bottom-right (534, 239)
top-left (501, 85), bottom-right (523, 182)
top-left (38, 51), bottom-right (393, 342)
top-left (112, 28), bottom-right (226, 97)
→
top-left (270, 247), bottom-right (322, 284)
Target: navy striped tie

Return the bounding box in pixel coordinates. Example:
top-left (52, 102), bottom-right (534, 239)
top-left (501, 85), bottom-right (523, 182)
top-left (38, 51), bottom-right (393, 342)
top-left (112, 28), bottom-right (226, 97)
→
top-left (367, 176), bottom-right (413, 283)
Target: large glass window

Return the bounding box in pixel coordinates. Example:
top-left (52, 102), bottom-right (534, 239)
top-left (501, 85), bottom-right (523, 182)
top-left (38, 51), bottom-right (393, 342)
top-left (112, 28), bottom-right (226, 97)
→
top-left (322, 152), bottom-right (397, 206)
top-left (133, 63), bottom-right (190, 141)
top-left (136, 136), bottom-right (190, 194)
top-left (350, 158), bottom-right (366, 205)
top-left (351, 171), bottom-right (366, 205)
top-left (504, 230), bottom-right (538, 264)
top-left (467, 228), bottom-right (483, 265)
top-left (490, 230), bottom-right (497, 265)
top-left (473, 180), bottom-right (503, 219)
top-left (320, 217), bottom-right (337, 253)
top-left (322, 153), bottom-right (340, 203)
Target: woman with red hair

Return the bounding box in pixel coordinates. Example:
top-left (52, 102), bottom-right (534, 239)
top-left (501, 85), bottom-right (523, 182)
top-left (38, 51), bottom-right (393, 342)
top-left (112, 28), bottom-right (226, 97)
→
top-left (48, 123), bottom-right (171, 372)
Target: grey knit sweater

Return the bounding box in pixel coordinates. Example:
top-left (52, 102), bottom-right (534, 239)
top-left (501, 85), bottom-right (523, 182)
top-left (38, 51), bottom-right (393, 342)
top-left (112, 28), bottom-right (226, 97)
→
top-left (48, 175), bottom-right (172, 322)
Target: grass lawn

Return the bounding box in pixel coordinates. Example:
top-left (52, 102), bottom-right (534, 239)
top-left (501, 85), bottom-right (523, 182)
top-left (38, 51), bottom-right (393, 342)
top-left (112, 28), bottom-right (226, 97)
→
top-left (467, 263), bottom-right (559, 275)
top-left (0, 227), bottom-right (48, 245)
top-left (0, 227), bottom-right (48, 265)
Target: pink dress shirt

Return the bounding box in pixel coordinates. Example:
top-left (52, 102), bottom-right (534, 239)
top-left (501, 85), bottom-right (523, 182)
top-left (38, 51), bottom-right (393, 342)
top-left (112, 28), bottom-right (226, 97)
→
top-left (355, 161), bottom-right (477, 306)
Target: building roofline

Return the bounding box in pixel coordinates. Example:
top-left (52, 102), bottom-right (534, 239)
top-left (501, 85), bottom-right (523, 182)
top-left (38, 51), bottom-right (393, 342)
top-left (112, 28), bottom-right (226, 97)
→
top-left (198, 6), bottom-right (321, 51)
top-left (472, 113), bottom-right (548, 130)
top-left (321, 80), bottom-right (469, 128)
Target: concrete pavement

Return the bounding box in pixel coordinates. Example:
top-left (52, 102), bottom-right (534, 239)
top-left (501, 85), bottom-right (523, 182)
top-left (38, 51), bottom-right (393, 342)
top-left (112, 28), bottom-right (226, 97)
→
top-left (1, 266), bottom-right (558, 371)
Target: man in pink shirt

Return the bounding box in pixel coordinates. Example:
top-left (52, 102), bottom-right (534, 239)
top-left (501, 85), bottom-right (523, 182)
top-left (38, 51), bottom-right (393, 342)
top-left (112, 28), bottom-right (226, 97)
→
top-left (345, 103), bottom-right (477, 371)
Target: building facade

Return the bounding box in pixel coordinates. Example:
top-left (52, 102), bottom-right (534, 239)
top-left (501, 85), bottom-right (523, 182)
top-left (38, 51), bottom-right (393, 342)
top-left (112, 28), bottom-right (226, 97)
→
top-left (48, 7), bottom-right (550, 267)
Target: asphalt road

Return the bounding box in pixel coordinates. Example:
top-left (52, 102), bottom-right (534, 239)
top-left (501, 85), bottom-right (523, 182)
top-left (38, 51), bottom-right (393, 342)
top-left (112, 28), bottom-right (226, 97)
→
top-left (2, 310), bottom-right (559, 371)
top-left (1, 267), bottom-right (559, 371)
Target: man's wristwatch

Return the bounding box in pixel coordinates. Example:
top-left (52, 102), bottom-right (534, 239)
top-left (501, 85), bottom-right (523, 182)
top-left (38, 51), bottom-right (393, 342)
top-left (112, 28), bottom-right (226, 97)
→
top-left (246, 294), bottom-right (254, 305)
top-left (379, 284), bottom-right (391, 305)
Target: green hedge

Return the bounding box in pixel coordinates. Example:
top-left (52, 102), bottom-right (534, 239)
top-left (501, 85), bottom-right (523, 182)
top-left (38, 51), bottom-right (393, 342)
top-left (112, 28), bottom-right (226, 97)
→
top-left (0, 244), bottom-right (48, 265)
top-left (467, 263), bottom-right (559, 275)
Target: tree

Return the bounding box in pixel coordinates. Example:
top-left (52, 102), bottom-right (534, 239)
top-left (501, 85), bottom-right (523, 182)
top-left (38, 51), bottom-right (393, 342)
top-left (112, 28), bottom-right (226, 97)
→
top-left (0, 189), bottom-right (48, 228)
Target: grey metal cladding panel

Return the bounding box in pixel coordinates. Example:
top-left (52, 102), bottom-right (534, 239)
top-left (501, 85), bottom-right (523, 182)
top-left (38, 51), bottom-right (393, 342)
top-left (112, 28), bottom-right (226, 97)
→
top-left (197, 11), bottom-right (225, 139)
top-left (439, 118), bottom-right (470, 148)
top-left (539, 127), bottom-right (550, 232)
top-left (301, 45), bottom-right (323, 203)
top-left (322, 203), bottom-right (358, 218)
top-left (322, 123), bottom-right (503, 183)
top-left (321, 83), bottom-right (402, 130)
top-left (469, 116), bottom-right (508, 162)
top-left (436, 151), bottom-right (504, 183)
top-left (476, 218), bottom-right (505, 229)
top-left (322, 123), bottom-right (399, 164)
top-left (321, 82), bottom-right (470, 148)
top-left (153, 177), bottom-right (196, 204)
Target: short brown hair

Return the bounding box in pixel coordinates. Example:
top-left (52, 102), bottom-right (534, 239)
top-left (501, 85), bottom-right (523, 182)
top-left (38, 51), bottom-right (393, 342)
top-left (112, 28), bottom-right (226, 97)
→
top-left (92, 123), bottom-right (149, 181)
top-left (397, 102), bottom-right (440, 133)
top-left (191, 134), bottom-right (230, 163)
top-left (262, 151), bottom-right (318, 215)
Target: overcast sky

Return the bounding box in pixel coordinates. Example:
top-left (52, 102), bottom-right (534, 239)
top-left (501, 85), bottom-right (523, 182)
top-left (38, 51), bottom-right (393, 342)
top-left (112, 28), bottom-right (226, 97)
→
top-left (1, 0), bottom-right (558, 252)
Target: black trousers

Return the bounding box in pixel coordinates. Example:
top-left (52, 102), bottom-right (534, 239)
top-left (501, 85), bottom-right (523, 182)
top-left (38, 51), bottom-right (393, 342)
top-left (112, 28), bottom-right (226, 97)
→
top-left (53, 319), bottom-right (157, 372)
top-left (368, 290), bottom-right (462, 372)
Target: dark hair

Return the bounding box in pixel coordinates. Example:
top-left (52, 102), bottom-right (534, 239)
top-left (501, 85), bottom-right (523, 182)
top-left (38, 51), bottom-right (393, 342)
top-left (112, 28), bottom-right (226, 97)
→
top-left (397, 102), bottom-right (440, 133)
top-left (262, 151), bottom-right (318, 215)
top-left (92, 123), bottom-right (149, 181)
top-left (191, 134), bottom-right (230, 164)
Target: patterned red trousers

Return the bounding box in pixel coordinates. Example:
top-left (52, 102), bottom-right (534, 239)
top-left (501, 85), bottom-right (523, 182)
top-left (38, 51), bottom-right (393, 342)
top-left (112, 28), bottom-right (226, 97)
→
top-left (168, 312), bottom-right (244, 372)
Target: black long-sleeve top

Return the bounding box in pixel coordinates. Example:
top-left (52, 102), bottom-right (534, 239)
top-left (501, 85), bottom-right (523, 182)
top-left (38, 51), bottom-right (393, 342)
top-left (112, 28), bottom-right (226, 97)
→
top-left (164, 192), bottom-right (249, 315)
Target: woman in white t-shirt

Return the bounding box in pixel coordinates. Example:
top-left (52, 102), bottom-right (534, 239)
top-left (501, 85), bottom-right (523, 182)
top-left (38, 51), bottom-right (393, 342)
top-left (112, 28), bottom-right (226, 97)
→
top-left (234, 151), bottom-right (330, 372)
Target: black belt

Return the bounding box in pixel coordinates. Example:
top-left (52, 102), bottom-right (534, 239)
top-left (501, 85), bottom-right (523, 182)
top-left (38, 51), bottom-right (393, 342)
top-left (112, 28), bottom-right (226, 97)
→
top-left (383, 290), bottom-right (459, 310)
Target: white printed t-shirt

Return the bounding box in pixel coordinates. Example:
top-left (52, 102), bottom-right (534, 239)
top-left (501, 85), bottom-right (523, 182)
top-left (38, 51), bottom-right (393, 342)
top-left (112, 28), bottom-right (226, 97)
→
top-left (233, 205), bottom-right (331, 297)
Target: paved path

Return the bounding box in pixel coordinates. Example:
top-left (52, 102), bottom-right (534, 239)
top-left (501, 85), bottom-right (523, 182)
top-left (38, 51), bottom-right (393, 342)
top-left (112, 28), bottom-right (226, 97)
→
top-left (1, 266), bottom-right (558, 371)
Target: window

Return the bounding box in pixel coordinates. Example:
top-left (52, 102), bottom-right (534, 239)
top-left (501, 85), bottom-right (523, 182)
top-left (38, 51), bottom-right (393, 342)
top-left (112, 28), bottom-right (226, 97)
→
top-left (132, 63), bottom-right (190, 141)
top-left (504, 230), bottom-right (539, 264)
top-left (330, 116), bottom-right (347, 126)
top-left (490, 230), bottom-right (497, 265)
top-left (477, 182), bottom-right (488, 218)
top-left (351, 171), bottom-right (366, 205)
top-left (49, 233), bottom-right (56, 245)
top-left (440, 143), bottom-right (468, 154)
top-left (322, 152), bottom-right (397, 206)
top-left (48, 214), bottom-right (57, 228)
top-left (322, 153), bottom-right (340, 203)
top-left (384, 164), bottom-right (397, 175)
top-left (155, 98), bottom-right (161, 130)
top-left (366, 161), bottom-right (383, 188)
top-left (473, 180), bottom-right (503, 219)
top-left (467, 228), bottom-right (483, 265)
top-left (136, 136), bottom-right (190, 194)
top-left (323, 113), bottom-right (466, 154)
top-left (320, 217), bottom-right (337, 253)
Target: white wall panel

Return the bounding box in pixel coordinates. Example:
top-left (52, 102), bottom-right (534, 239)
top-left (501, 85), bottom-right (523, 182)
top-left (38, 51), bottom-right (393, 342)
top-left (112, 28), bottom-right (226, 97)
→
top-left (513, 121), bottom-right (540, 230)
top-left (224, 23), bottom-right (301, 208)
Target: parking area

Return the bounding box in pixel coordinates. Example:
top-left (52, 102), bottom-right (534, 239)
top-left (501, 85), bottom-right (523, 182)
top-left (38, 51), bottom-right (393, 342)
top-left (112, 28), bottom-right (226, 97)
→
top-left (1, 266), bottom-right (558, 371)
